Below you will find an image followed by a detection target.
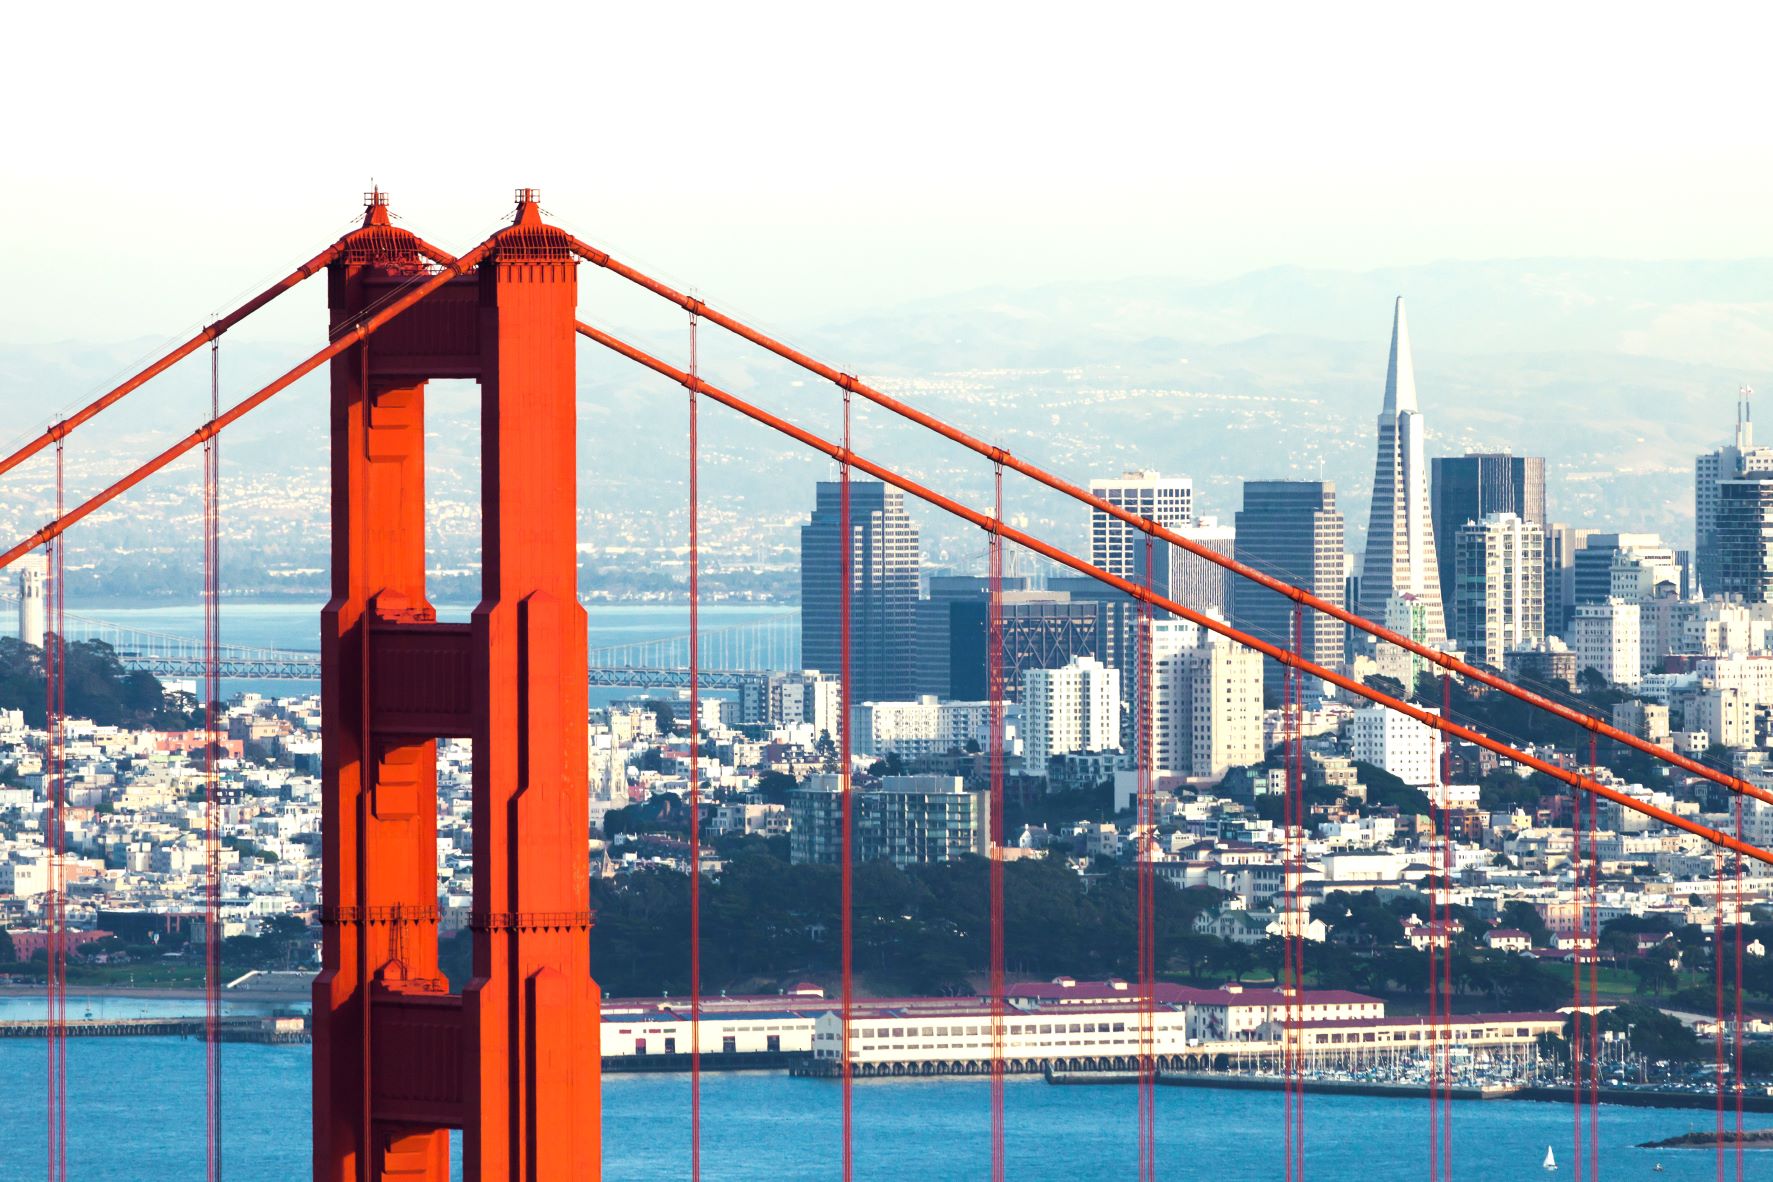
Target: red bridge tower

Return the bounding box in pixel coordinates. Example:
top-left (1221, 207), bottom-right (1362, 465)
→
top-left (313, 191), bottom-right (599, 1181)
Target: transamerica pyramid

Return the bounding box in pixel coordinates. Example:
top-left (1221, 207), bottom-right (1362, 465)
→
top-left (1357, 297), bottom-right (1448, 645)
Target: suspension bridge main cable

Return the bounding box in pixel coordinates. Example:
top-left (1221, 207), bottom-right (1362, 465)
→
top-left (0, 238), bottom-right (500, 572)
top-left (562, 235), bottom-right (1773, 812)
top-left (573, 318), bottom-right (1773, 865)
top-left (0, 244), bottom-right (341, 480)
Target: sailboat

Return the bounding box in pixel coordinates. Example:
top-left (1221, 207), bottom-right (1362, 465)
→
top-left (1542, 1146), bottom-right (1557, 1171)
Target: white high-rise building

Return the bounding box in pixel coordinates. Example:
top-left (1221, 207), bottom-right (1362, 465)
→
top-left (1452, 512), bottom-right (1545, 668)
top-left (851, 697), bottom-right (1001, 758)
top-left (1573, 600), bottom-right (1642, 688)
top-left (1142, 619), bottom-right (1263, 782)
top-left (1350, 705), bottom-right (1443, 789)
top-left (1090, 471), bottom-right (1193, 582)
top-left (1358, 299), bottom-right (1447, 645)
top-left (15, 555), bottom-right (47, 649)
top-left (1020, 656), bottom-right (1121, 773)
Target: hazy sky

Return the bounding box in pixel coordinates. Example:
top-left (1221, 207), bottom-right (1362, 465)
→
top-left (4, 1), bottom-right (1772, 347)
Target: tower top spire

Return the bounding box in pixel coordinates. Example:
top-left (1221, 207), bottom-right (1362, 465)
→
top-left (1382, 296), bottom-right (1418, 415)
top-left (361, 187), bottom-right (390, 228)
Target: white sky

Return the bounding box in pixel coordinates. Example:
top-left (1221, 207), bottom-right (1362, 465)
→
top-left (3, 1), bottom-right (1772, 344)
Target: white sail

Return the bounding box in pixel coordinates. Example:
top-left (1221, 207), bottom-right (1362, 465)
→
top-left (1543, 1146), bottom-right (1556, 1170)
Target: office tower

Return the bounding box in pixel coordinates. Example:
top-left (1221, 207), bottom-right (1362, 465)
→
top-left (1148, 621), bottom-right (1263, 782)
top-left (1543, 523), bottom-right (1592, 637)
top-left (800, 480), bottom-right (920, 703)
top-left (1573, 600), bottom-right (1642, 687)
top-left (1168, 517), bottom-right (1237, 616)
top-left (1697, 387), bottom-right (1773, 594)
top-left (949, 591), bottom-right (1103, 701)
top-left (1233, 480), bottom-right (1346, 697)
top-left (913, 574), bottom-right (1026, 697)
top-left (1358, 298), bottom-right (1447, 644)
top-left (1090, 470), bottom-right (1193, 582)
top-left (15, 554), bottom-right (47, 649)
top-left (1452, 512), bottom-right (1546, 668)
top-left (1716, 476), bottom-right (1773, 603)
top-left (1573, 534), bottom-right (1682, 606)
top-left (1430, 452), bottom-right (1546, 632)
top-left (1020, 656), bottom-right (1121, 773)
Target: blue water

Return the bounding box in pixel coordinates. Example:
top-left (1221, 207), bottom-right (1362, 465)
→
top-left (0, 1038), bottom-right (1753, 1180)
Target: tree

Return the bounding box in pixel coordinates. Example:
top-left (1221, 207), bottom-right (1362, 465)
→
top-left (1501, 900), bottom-right (1551, 947)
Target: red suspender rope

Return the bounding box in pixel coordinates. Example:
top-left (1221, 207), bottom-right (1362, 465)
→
top-left (1716, 812), bottom-right (1728, 1182)
top-left (988, 462), bottom-right (1007, 1182)
top-left (1586, 737), bottom-right (1599, 1182)
top-left (204, 339), bottom-right (223, 1182)
top-left (839, 383), bottom-right (855, 1182)
top-left (1281, 612), bottom-right (1297, 1182)
top-left (1136, 532), bottom-right (1156, 1182)
top-left (687, 312), bottom-right (702, 1182)
top-left (1734, 793), bottom-right (1745, 1182)
top-left (47, 433), bottom-right (66, 1182)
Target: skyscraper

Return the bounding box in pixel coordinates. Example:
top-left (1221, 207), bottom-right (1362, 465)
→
top-left (1358, 298), bottom-right (1446, 644)
top-left (1233, 480), bottom-right (1346, 697)
top-left (800, 480), bottom-right (920, 703)
top-left (1090, 470), bottom-right (1193, 585)
top-left (1715, 476), bottom-right (1773, 603)
top-left (1020, 656), bottom-right (1121, 772)
top-left (1697, 387), bottom-right (1773, 594)
top-left (1452, 512), bottom-right (1545, 668)
top-left (1430, 452), bottom-right (1546, 634)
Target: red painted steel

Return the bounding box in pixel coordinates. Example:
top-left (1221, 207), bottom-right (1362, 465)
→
top-left (687, 311), bottom-right (703, 1182)
top-left (838, 385), bottom-right (856, 1182)
top-left (313, 193), bottom-right (598, 1182)
top-left (1135, 535), bottom-right (1157, 1182)
top-left (562, 237), bottom-right (1773, 812)
top-left (987, 461), bottom-right (1007, 1182)
top-left (0, 245), bottom-right (340, 479)
top-left (45, 441), bottom-right (66, 1182)
top-left (576, 318), bottom-right (1773, 866)
top-left (203, 340), bottom-right (223, 1181)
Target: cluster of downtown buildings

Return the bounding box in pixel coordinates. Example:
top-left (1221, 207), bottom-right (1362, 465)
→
top-left (3, 296), bottom-right (1773, 1072)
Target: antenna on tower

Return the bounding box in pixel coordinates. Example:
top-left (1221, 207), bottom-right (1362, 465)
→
top-left (1738, 384), bottom-right (1755, 451)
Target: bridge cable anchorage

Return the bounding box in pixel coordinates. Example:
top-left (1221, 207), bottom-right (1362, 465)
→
top-left (0, 237), bottom-right (499, 573)
top-left (203, 336), bottom-right (223, 1182)
top-left (0, 243), bottom-right (341, 480)
top-left (838, 379), bottom-right (855, 1182)
top-left (559, 243), bottom-right (1773, 812)
top-left (1135, 530), bottom-right (1156, 1182)
top-left (572, 319), bottom-right (1773, 866)
top-left (46, 431), bottom-right (67, 1182)
top-left (987, 459), bottom-right (1006, 1182)
top-left (687, 308), bottom-right (703, 1182)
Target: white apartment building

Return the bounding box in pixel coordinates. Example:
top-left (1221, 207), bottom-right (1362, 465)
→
top-left (851, 697), bottom-right (996, 758)
top-left (1452, 512), bottom-right (1544, 668)
top-left (1349, 705), bottom-right (1443, 788)
top-left (1021, 656), bottom-right (1121, 773)
top-left (1574, 599), bottom-right (1642, 687)
top-left (1165, 631), bottom-right (1264, 782)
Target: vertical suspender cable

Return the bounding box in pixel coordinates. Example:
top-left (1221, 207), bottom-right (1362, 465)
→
top-left (1586, 736), bottom-right (1599, 1182)
top-left (46, 432), bottom-right (66, 1182)
top-left (1281, 617), bottom-right (1296, 1182)
top-left (204, 337), bottom-right (223, 1182)
top-left (1733, 793), bottom-right (1745, 1182)
top-left (839, 385), bottom-right (854, 1182)
top-left (1570, 765), bottom-right (1584, 1182)
top-left (1716, 810), bottom-right (1728, 1182)
top-left (1135, 532), bottom-right (1156, 1182)
top-left (1292, 604), bottom-right (1306, 1179)
top-left (687, 313), bottom-right (702, 1182)
top-left (1428, 680), bottom-right (1442, 1182)
top-left (988, 462), bottom-right (1006, 1182)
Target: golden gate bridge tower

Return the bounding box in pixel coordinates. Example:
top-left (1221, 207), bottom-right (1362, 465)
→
top-left (314, 191), bottom-right (598, 1181)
